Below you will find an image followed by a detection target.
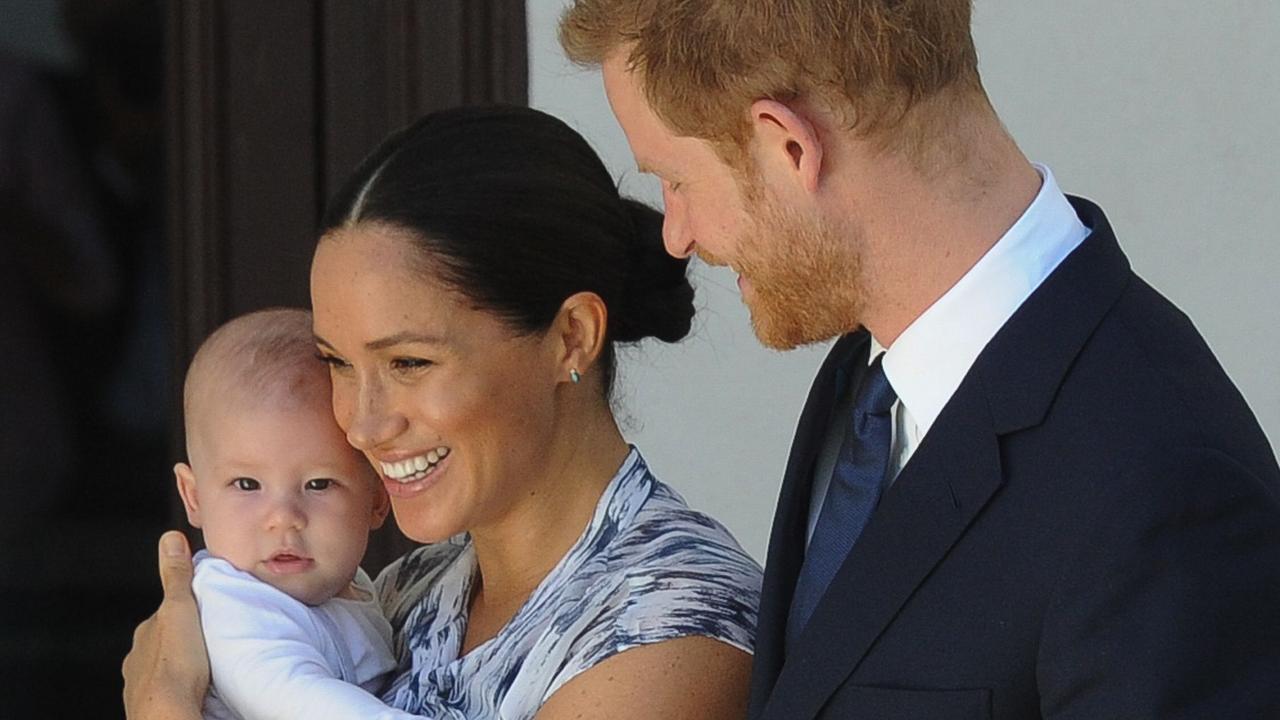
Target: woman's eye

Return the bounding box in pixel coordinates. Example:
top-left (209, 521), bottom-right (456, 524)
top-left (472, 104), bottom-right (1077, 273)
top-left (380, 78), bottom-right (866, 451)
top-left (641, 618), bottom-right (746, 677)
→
top-left (317, 352), bottom-right (352, 371)
top-left (391, 357), bottom-right (432, 372)
top-left (305, 478), bottom-right (334, 491)
top-left (233, 477), bottom-right (260, 491)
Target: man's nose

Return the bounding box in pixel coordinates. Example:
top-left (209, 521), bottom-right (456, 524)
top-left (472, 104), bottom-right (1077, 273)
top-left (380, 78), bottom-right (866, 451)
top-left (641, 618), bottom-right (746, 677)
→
top-left (661, 186), bottom-right (694, 258)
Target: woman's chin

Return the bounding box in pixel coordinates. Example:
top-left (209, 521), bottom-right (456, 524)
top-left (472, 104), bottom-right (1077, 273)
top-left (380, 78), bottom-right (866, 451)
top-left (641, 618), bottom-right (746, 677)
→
top-left (388, 499), bottom-right (462, 545)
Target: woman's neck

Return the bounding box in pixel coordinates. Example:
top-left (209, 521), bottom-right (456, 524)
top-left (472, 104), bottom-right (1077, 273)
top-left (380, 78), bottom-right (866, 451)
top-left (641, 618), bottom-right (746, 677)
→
top-left (463, 400), bottom-right (630, 651)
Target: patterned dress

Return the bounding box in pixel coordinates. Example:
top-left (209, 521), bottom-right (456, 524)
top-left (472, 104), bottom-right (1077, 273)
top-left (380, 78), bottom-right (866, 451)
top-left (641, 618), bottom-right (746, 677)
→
top-left (376, 448), bottom-right (762, 718)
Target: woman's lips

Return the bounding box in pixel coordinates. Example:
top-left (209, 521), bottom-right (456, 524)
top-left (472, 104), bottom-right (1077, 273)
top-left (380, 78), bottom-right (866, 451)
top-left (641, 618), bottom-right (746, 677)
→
top-left (383, 452), bottom-right (449, 499)
top-left (264, 553), bottom-right (315, 575)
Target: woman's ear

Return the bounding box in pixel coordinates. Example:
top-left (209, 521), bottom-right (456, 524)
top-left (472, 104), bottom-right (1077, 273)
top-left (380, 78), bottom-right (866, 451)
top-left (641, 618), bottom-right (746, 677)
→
top-left (748, 98), bottom-right (825, 194)
top-left (173, 462), bottom-right (203, 528)
top-left (550, 291), bottom-right (609, 385)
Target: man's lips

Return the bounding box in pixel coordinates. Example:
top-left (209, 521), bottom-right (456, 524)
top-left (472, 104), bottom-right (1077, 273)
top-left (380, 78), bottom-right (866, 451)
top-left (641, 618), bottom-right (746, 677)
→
top-left (264, 553), bottom-right (315, 575)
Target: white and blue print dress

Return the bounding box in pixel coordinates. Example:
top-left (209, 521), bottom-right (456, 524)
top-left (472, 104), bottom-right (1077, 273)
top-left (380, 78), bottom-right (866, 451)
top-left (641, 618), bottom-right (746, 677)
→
top-left (375, 448), bottom-right (762, 718)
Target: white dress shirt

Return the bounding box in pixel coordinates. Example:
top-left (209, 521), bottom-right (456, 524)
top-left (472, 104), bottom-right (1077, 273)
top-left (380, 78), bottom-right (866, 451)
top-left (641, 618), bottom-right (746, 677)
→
top-left (806, 164), bottom-right (1091, 544)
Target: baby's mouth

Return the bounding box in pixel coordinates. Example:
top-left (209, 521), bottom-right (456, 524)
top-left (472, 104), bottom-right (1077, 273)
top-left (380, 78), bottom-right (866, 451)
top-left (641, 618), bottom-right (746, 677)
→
top-left (265, 552), bottom-right (314, 574)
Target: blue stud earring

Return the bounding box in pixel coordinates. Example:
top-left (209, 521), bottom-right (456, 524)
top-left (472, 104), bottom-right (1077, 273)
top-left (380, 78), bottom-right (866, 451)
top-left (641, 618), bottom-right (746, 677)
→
top-left (570, 368), bottom-right (582, 384)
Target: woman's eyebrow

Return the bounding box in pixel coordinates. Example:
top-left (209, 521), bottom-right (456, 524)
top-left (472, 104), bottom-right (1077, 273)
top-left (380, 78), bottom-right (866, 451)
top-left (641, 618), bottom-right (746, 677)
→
top-left (364, 331), bottom-right (447, 350)
top-left (314, 331), bottom-right (447, 353)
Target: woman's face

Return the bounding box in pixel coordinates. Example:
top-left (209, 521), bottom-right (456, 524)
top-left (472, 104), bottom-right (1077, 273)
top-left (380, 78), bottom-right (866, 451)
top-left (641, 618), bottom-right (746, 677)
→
top-left (310, 223), bottom-right (563, 543)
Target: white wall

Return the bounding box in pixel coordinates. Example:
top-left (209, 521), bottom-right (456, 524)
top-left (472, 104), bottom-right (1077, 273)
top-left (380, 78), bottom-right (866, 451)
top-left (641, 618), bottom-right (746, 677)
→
top-left (529, 0), bottom-right (1280, 561)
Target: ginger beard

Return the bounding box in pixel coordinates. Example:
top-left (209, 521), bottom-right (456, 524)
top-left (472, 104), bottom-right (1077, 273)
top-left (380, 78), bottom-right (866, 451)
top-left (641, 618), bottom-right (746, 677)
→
top-left (708, 184), bottom-right (867, 350)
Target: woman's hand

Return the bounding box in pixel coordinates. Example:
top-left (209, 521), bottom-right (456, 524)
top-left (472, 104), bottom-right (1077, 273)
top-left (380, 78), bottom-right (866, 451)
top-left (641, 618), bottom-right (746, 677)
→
top-left (121, 531), bottom-right (209, 720)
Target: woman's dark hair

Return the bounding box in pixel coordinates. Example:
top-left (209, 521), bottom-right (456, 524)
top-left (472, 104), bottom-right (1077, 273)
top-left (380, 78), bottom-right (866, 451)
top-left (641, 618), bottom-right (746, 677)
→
top-left (320, 105), bottom-right (694, 397)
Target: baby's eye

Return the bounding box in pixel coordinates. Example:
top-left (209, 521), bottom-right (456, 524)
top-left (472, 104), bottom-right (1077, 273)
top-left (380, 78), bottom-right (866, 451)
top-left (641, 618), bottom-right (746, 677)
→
top-left (233, 477), bottom-right (260, 491)
top-left (306, 478), bottom-right (334, 491)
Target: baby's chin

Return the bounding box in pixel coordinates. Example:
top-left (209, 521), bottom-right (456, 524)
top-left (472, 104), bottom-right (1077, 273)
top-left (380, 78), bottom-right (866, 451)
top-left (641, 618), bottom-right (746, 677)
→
top-left (251, 567), bottom-right (357, 606)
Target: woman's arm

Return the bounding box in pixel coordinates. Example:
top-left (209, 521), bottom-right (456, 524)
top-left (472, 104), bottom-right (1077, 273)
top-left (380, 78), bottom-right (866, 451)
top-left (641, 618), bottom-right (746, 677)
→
top-left (121, 532), bottom-right (208, 720)
top-left (535, 636), bottom-right (751, 720)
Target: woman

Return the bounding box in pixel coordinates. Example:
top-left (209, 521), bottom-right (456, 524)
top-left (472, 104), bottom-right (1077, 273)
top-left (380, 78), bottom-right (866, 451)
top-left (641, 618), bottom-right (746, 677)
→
top-left (123, 106), bottom-right (761, 719)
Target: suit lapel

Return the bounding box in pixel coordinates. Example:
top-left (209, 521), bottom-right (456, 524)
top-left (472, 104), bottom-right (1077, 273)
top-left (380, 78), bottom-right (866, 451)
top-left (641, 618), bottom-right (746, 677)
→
top-left (753, 196), bottom-right (1133, 719)
top-left (759, 383), bottom-right (1004, 720)
top-left (748, 332), bottom-right (869, 716)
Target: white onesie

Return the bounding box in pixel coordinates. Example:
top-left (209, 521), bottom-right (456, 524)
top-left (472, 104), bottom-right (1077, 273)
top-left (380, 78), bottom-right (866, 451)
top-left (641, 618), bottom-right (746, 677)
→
top-left (192, 551), bottom-right (423, 720)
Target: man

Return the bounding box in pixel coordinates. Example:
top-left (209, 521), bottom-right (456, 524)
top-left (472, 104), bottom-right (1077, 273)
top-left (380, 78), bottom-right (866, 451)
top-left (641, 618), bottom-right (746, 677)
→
top-left (561, 1), bottom-right (1280, 718)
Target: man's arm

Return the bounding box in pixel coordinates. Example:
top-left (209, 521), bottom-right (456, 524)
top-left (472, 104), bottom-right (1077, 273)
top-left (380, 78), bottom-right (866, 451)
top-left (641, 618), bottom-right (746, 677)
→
top-left (1038, 446), bottom-right (1280, 718)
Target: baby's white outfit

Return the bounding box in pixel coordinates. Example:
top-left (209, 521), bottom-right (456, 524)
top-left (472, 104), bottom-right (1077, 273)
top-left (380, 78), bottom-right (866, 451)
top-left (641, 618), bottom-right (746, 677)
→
top-left (192, 550), bottom-right (418, 720)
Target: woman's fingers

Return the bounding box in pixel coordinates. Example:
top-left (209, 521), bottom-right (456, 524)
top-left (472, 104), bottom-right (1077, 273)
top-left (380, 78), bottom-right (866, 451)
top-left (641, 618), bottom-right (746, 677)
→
top-left (158, 530), bottom-right (194, 600)
top-left (121, 531), bottom-right (209, 720)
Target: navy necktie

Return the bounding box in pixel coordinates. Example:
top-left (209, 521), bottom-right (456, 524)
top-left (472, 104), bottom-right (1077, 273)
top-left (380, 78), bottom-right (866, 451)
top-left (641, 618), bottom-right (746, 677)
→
top-left (786, 354), bottom-right (897, 649)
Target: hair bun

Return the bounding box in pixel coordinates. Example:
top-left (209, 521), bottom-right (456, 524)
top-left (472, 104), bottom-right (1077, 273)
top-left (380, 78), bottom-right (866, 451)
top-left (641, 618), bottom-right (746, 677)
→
top-left (610, 198), bottom-right (695, 344)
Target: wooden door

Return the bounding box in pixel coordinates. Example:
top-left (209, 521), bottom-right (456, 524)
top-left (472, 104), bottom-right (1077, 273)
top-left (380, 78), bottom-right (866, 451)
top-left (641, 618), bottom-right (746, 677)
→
top-left (166, 0), bottom-right (528, 573)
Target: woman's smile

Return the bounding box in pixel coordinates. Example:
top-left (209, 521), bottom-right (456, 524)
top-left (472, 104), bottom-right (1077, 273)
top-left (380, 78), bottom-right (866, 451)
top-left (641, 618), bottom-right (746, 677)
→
top-left (379, 445), bottom-right (451, 483)
top-left (378, 448), bottom-right (451, 500)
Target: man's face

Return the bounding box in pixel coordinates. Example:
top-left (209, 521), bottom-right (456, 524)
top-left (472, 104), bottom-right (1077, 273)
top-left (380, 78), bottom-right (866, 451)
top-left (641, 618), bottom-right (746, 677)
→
top-left (602, 55), bottom-right (866, 349)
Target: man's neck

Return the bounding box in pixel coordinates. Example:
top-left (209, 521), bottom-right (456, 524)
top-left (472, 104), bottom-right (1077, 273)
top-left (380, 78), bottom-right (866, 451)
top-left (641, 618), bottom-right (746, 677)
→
top-left (832, 121), bottom-right (1042, 347)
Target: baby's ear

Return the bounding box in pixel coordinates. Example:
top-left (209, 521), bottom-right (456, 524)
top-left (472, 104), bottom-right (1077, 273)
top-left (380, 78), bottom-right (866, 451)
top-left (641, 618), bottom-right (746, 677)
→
top-left (173, 462), bottom-right (203, 528)
top-left (369, 483), bottom-right (391, 531)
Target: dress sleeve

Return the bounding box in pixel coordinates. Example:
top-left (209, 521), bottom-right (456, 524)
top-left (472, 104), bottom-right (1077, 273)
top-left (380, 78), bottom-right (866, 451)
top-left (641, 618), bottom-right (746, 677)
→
top-left (194, 561), bottom-right (429, 720)
top-left (540, 511), bottom-right (762, 703)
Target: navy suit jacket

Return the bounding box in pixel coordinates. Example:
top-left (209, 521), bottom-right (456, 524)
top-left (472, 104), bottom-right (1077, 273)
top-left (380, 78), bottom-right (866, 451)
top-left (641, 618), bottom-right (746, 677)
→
top-left (747, 198), bottom-right (1280, 719)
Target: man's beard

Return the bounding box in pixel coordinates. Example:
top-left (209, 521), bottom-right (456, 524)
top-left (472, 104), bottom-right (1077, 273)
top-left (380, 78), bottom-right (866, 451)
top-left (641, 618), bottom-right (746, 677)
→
top-left (721, 196), bottom-right (867, 350)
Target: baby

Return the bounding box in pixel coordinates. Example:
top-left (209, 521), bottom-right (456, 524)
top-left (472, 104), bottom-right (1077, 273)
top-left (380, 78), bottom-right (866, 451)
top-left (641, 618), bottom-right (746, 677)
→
top-left (174, 308), bottom-right (415, 720)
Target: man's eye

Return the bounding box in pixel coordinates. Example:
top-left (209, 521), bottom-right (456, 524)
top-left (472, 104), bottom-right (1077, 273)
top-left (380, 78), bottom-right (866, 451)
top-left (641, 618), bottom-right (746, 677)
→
top-left (306, 478), bottom-right (334, 491)
top-left (233, 477), bottom-right (260, 491)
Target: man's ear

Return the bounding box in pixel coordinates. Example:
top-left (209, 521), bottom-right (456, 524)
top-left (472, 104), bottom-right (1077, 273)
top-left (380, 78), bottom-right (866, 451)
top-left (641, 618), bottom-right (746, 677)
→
top-left (749, 98), bottom-right (825, 193)
top-left (549, 291), bottom-right (609, 386)
top-left (369, 483), bottom-right (391, 530)
top-left (174, 462), bottom-right (203, 528)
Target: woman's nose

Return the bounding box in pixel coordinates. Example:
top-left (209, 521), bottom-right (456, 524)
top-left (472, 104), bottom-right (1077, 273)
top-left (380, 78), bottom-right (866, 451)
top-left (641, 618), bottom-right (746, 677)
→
top-left (340, 378), bottom-right (407, 452)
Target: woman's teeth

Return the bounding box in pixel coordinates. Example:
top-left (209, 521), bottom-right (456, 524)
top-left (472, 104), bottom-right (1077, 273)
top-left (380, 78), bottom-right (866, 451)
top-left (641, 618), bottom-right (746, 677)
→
top-left (381, 447), bottom-right (450, 483)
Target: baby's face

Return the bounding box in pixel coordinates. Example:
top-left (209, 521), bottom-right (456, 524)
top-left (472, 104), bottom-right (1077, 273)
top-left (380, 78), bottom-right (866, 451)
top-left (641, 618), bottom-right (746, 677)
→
top-left (177, 400), bottom-right (388, 605)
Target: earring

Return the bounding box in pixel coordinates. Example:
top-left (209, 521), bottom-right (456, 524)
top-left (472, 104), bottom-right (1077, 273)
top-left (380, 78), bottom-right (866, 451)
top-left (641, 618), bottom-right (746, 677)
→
top-left (569, 368), bottom-right (582, 384)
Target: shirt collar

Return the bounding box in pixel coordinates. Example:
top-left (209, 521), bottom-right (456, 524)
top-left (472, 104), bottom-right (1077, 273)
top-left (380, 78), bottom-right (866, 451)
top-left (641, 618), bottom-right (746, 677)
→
top-left (876, 164), bottom-right (1090, 436)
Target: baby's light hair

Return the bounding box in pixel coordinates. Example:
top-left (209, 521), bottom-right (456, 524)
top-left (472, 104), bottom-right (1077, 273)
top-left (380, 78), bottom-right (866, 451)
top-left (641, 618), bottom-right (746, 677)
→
top-left (183, 308), bottom-right (330, 457)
